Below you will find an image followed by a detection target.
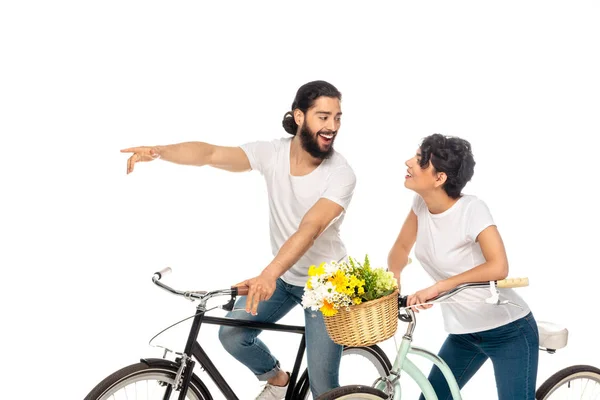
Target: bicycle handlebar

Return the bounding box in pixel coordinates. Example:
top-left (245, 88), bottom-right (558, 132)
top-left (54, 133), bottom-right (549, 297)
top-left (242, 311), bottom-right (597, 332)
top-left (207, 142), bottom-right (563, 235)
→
top-left (152, 267), bottom-right (249, 302)
top-left (152, 267), bottom-right (527, 311)
top-left (234, 285), bottom-right (250, 296)
top-left (154, 267), bottom-right (172, 280)
top-left (398, 276), bottom-right (529, 308)
top-left (497, 277), bottom-right (529, 288)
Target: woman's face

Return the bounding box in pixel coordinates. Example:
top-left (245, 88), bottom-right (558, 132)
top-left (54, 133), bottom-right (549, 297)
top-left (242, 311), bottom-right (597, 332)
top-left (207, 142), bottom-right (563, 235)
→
top-left (404, 149), bottom-right (443, 193)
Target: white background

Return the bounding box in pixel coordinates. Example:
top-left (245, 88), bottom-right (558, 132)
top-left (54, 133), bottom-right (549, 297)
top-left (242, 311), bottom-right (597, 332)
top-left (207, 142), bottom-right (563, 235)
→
top-left (2, 1), bottom-right (599, 399)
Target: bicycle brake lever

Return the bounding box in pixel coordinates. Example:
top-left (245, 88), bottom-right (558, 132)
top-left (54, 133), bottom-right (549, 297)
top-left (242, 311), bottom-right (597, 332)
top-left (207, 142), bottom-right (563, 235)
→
top-left (484, 281), bottom-right (524, 310)
top-left (501, 300), bottom-right (524, 310)
top-left (485, 281), bottom-right (500, 305)
top-left (221, 297), bottom-right (235, 311)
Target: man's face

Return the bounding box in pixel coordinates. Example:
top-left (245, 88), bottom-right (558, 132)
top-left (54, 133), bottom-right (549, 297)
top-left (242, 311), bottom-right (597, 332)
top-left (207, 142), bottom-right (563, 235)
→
top-left (298, 96), bottom-right (342, 160)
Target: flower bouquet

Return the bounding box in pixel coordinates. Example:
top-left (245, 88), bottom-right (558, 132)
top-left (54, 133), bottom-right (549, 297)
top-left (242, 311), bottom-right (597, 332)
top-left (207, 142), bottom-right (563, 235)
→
top-left (301, 255), bottom-right (399, 347)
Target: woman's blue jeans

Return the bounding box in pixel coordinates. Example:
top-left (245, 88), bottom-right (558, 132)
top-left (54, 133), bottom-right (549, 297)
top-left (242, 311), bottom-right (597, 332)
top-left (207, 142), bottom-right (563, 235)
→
top-left (420, 312), bottom-right (540, 400)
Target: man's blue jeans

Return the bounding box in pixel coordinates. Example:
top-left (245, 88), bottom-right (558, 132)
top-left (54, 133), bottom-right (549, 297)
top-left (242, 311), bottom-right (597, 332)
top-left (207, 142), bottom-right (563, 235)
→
top-left (420, 312), bottom-right (540, 400)
top-left (218, 278), bottom-right (342, 397)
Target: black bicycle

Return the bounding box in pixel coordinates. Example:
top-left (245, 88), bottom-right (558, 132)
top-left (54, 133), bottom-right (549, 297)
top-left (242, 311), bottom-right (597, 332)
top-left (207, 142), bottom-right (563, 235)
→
top-left (84, 268), bottom-right (393, 400)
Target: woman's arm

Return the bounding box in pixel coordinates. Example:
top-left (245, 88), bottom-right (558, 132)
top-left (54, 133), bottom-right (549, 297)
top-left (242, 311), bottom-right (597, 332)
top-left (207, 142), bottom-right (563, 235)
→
top-left (407, 225), bottom-right (509, 310)
top-left (387, 209), bottom-right (418, 289)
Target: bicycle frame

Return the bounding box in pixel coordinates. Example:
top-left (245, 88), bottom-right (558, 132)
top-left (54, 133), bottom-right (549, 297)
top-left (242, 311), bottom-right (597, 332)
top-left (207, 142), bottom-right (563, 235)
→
top-left (150, 271), bottom-right (310, 400)
top-left (371, 307), bottom-right (462, 400)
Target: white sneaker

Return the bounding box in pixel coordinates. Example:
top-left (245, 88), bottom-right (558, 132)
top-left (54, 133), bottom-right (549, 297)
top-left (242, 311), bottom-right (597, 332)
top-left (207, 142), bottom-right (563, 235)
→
top-left (255, 375), bottom-right (289, 400)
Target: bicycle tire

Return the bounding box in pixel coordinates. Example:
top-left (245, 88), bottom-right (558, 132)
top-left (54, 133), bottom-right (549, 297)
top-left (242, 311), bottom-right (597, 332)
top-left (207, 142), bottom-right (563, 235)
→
top-left (315, 385), bottom-right (387, 400)
top-left (535, 364), bottom-right (600, 399)
top-left (296, 345), bottom-right (392, 399)
top-left (84, 360), bottom-right (212, 400)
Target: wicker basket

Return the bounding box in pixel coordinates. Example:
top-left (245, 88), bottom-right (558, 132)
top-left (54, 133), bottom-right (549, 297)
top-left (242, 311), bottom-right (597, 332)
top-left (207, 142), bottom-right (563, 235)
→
top-left (323, 290), bottom-right (398, 347)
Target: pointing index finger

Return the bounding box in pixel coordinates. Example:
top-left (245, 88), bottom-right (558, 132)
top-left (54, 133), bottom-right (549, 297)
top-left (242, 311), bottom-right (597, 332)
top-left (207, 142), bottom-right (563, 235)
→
top-left (120, 147), bottom-right (142, 153)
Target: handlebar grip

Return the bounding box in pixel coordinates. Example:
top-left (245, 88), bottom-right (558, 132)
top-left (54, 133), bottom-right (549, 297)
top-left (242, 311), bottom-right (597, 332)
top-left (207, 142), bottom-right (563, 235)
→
top-left (496, 277), bottom-right (529, 288)
top-left (232, 285), bottom-right (249, 296)
top-left (154, 267), bottom-right (172, 280)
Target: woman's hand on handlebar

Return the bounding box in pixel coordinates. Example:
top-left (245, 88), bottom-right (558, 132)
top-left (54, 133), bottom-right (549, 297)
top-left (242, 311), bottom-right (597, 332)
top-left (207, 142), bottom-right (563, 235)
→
top-left (407, 284), bottom-right (440, 312)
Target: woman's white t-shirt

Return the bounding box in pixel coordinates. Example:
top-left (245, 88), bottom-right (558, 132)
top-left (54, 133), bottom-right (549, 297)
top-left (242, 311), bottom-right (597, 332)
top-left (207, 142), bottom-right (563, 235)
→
top-left (412, 194), bottom-right (530, 334)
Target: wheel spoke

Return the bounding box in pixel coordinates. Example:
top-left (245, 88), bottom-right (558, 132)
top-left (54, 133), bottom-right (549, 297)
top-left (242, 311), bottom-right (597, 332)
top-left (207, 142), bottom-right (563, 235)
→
top-left (539, 367), bottom-right (600, 399)
top-left (83, 365), bottom-right (205, 400)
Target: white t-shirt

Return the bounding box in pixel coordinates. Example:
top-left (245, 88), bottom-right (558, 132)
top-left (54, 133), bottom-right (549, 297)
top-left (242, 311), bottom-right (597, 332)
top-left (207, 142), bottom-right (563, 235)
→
top-left (240, 137), bottom-right (356, 287)
top-left (412, 194), bottom-right (530, 334)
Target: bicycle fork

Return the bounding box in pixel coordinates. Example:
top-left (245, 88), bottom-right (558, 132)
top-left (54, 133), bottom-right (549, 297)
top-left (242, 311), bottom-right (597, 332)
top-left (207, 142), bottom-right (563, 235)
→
top-left (373, 309), bottom-right (462, 400)
top-left (169, 301), bottom-right (207, 400)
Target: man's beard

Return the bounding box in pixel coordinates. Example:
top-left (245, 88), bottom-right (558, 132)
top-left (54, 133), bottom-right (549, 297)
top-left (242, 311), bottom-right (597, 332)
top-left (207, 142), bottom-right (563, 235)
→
top-left (299, 122), bottom-right (335, 160)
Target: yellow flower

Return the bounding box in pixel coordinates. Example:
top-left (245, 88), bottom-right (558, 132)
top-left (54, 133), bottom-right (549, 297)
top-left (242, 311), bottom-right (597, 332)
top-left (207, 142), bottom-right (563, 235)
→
top-left (320, 300), bottom-right (337, 316)
top-left (349, 275), bottom-right (363, 288)
top-left (306, 279), bottom-right (312, 289)
top-left (329, 270), bottom-right (349, 292)
top-left (342, 275), bottom-right (365, 297)
top-left (308, 263), bottom-right (325, 277)
top-left (353, 297), bottom-right (362, 305)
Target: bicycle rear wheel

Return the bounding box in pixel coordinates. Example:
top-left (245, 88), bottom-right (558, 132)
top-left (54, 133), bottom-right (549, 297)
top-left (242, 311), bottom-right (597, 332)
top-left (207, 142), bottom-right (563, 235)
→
top-left (536, 364), bottom-right (600, 399)
top-left (84, 361), bottom-right (212, 400)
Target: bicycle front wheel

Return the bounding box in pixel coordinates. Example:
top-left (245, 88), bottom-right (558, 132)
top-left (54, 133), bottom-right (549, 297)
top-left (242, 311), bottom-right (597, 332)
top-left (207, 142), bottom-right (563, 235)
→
top-left (297, 344), bottom-right (392, 399)
top-left (315, 385), bottom-right (387, 400)
top-left (536, 364), bottom-right (600, 399)
top-left (84, 361), bottom-right (212, 400)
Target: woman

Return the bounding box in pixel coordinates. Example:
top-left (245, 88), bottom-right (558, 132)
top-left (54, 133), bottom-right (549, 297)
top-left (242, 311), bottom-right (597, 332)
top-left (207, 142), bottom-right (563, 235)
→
top-left (387, 133), bottom-right (539, 400)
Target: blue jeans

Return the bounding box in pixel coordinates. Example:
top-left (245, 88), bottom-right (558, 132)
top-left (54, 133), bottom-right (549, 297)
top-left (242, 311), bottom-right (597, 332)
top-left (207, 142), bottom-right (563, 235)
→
top-left (218, 278), bottom-right (342, 397)
top-left (420, 312), bottom-right (539, 400)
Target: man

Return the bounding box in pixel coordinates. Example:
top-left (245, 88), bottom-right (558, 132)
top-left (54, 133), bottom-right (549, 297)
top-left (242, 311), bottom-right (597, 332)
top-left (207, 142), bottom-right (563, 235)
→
top-left (121, 80), bottom-right (356, 399)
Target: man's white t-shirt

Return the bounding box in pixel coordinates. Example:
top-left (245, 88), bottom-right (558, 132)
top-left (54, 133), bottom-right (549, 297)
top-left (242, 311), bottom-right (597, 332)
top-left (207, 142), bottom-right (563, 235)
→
top-left (412, 194), bottom-right (530, 334)
top-left (240, 136), bottom-right (356, 287)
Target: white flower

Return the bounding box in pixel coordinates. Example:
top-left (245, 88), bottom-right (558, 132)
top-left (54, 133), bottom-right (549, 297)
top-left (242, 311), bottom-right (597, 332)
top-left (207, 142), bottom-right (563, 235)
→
top-left (324, 261), bottom-right (340, 276)
top-left (301, 293), bottom-right (322, 310)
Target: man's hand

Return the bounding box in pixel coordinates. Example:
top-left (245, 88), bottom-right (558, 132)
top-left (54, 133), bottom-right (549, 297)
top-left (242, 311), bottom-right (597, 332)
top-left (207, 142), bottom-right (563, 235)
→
top-left (235, 271), bottom-right (278, 315)
top-left (406, 283), bottom-right (440, 313)
top-left (120, 146), bottom-right (160, 174)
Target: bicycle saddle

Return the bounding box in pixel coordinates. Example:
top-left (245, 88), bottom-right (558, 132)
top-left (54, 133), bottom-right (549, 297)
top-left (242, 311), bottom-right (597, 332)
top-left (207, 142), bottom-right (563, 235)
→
top-left (537, 320), bottom-right (568, 350)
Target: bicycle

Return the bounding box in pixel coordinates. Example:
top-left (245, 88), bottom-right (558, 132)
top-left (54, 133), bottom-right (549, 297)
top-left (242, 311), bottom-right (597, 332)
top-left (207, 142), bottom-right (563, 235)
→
top-left (316, 277), bottom-right (600, 400)
top-left (84, 268), bottom-right (393, 400)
